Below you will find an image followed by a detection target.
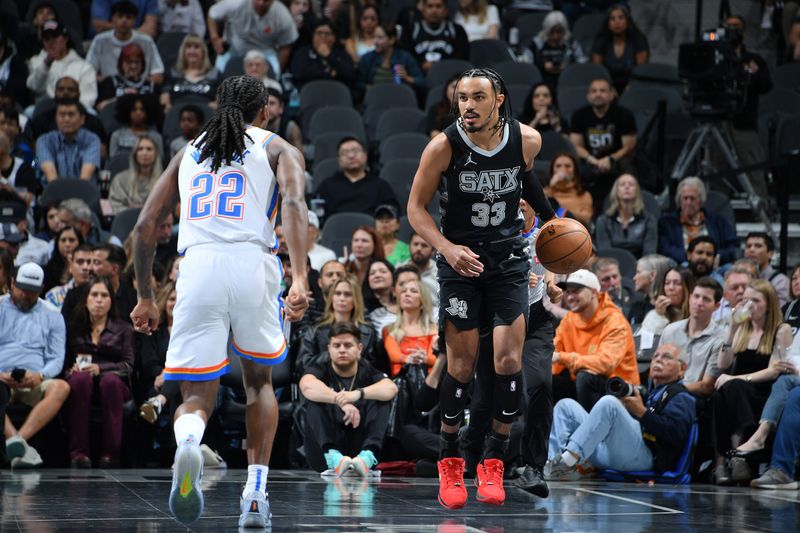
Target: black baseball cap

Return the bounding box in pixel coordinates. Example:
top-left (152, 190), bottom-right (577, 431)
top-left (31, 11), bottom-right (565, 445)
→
top-left (0, 202), bottom-right (26, 223)
top-left (41, 20), bottom-right (68, 38)
top-left (374, 204), bottom-right (399, 219)
top-left (111, 0), bottom-right (139, 16)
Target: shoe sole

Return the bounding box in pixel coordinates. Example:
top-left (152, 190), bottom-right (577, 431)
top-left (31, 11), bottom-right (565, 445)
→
top-left (169, 444), bottom-right (204, 524)
top-left (513, 479), bottom-right (550, 498)
top-left (438, 493), bottom-right (467, 510)
top-left (474, 478), bottom-right (504, 506)
top-left (6, 440), bottom-right (26, 460)
top-left (238, 511), bottom-right (271, 528)
top-left (752, 482), bottom-right (799, 490)
top-left (139, 404), bottom-right (157, 424)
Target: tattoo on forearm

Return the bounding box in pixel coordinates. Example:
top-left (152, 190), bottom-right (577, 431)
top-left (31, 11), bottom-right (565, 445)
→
top-left (133, 205), bottom-right (172, 299)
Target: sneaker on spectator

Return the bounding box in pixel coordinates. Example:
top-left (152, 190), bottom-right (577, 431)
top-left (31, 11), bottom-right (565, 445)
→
top-left (352, 450), bottom-right (377, 477)
top-left (751, 468), bottom-right (799, 490)
top-left (169, 436), bottom-right (204, 524)
top-left (324, 449), bottom-right (352, 477)
top-left (11, 445), bottom-right (43, 469)
top-left (238, 490), bottom-right (271, 529)
top-left (139, 396), bottom-right (163, 424)
top-left (5, 435), bottom-right (28, 460)
top-left (543, 455), bottom-right (595, 481)
top-left (437, 457), bottom-right (467, 509)
top-left (475, 458), bottom-right (505, 506)
top-left (200, 444), bottom-right (227, 469)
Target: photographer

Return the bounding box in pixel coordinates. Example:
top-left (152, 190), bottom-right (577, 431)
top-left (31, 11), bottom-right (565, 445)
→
top-left (546, 343), bottom-right (696, 479)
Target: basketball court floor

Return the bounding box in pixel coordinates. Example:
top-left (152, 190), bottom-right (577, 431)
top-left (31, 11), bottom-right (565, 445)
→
top-left (1, 469), bottom-right (797, 532)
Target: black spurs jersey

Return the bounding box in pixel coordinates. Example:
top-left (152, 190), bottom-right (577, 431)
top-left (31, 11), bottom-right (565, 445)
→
top-left (440, 119), bottom-right (525, 246)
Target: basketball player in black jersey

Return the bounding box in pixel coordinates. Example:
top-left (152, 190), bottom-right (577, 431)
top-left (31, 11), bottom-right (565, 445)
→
top-left (407, 68), bottom-right (557, 509)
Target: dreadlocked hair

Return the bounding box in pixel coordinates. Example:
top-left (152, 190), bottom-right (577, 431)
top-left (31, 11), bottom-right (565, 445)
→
top-left (453, 67), bottom-right (512, 136)
top-left (194, 76), bottom-right (268, 173)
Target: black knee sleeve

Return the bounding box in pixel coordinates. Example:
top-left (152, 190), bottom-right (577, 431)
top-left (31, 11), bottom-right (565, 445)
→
top-left (493, 371), bottom-right (523, 424)
top-left (440, 373), bottom-right (469, 427)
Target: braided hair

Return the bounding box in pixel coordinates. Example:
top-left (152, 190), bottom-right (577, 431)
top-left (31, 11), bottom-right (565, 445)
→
top-left (194, 76), bottom-right (269, 173)
top-left (453, 67), bottom-right (512, 136)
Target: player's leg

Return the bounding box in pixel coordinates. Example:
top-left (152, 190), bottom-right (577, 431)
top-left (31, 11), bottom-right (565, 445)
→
top-left (461, 326), bottom-right (496, 476)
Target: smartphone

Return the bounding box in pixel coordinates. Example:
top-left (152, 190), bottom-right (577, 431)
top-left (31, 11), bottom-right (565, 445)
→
top-left (11, 368), bottom-right (26, 382)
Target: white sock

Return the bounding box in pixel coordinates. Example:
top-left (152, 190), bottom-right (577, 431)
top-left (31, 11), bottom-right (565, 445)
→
top-left (561, 450), bottom-right (578, 467)
top-left (173, 413), bottom-right (206, 445)
top-left (244, 464), bottom-right (269, 496)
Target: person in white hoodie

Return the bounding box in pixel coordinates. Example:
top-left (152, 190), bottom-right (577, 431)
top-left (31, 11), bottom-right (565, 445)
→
top-left (26, 21), bottom-right (97, 110)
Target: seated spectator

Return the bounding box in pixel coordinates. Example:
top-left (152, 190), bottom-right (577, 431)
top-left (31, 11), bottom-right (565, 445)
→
top-left (0, 263), bottom-right (69, 468)
top-left (23, 77), bottom-right (107, 147)
top-left (290, 19), bottom-right (357, 89)
top-left (783, 15), bottom-right (800, 64)
top-left (658, 177), bottom-right (739, 266)
top-left (157, 0), bottom-right (206, 37)
top-left (713, 263), bottom-right (755, 326)
top-left (306, 212), bottom-right (336, 271)
top-left (593, 256), bottom-right (647, 325)
top-left (355, 23), bottom-right (425, 96)
top-left (243, 51), bottom-right (283, 94)
top-left (639, 267), bottom-right (694, 337)
top-left (529, 10), bottom-right (586, 91)
top-left (160, 35), bottom-right (221, 112)
top-left (299, 321), bottom-right (397, 474)
top-left (86, 1), bottom-right (164, 84)
top-left (744, 232), bottom-right (790, 308)
top-left (109, 94), bottom-right (163, 158)
top-left (0, 25), bottom-right (30, 108)
top-left (632, 253), bottom-right (672, 315)
top-left (544, 153), bottom-right (593, 227)
top-left (36, 99), bottom-right (101, 182)
top-left (92, 0), bottom-right (158, 37)
top-left (167, 104), bottom-right (202, 158)
top-left (685, 236), bottom-right (721, 282)
top-left (783, 264), bottom-right (800, 333)
top-left (313, 137), bottom-right (399, 219)
top-left (288, 0), bottom-right (316, 52)
top-left (296, 276), bottom-right (377, 377)
top-left (552, 269), bottom-right (639, 411)
top-left (399, 0), bottom-right (469, 73)
top-left (26, 21), bottom-right (98, 110)
top-left (346, 226), bottom-right (385, 287)
top-left (712, 280), bottom-right (792, 485)
top-left (344, 5), bottom-right (379, 62)
top-left (426, 74), bottom-right (459, 138)
top-left (137, 281), bottom-right (182, 424)
top-left (208, 0), bottom-right (298, 74)
top-left (366, 259), bottom-right (398, 329)
top-left (265, 88), bottom-right (303, 152)
top-left (383, 279), bottom-right (438, 377)
top-left (594, 173), bottom-right (657, 257)
top-left (35, 204), bottom-right (64, 244)
top-left (454, 0), bottom-right (501, 41)
top-left (750, 387), bottom-right (800, 489)
top-left (90, 244), bottom-right (137, 322)
top-left (16, 2), bottom-right (57, 61)
top-left (522, 83), bottom-right (566, 134)
top-left (96, 43), bottom-right (157, 111)
top-left (735, 370), bottom-right (800, 457)
top-left (569, 78), bottom-right (637, 202)
top-left (42, 226), bottom-right (82, 293)
top-left (0, 248), bottom-right (12, 293)
top-left (660, 277), bottom-right (726, 397)
top-left (302, 258), bottom-right (347, 333)
top-left (0, 107), bottom-right (34, 166)
top-left (546, 343), bottom-right (695, 479)
top-left (109, 135), bottom-right (163, 214)
top-left (45, 243), bottom-right (94, 310)
top-left (400, 233), bottom-right (439, 309)
top-left (58, 199), bottom-right (115, 246)
top-left (590, 4), bottom-right (649, 95)
top-left (0, 131), bottom-right (37, 211)
top-left (1, 202), bottom-right (50, 267)
top-left (65, 275), bottom-right (134, 468)
top-left (374, 205), bottom-right (409, 267)
top-left (0, 222), bottom-right (23, 263)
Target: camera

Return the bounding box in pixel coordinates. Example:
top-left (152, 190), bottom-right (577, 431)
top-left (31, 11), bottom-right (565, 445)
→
top-left (606, 377), bottom-right (647, 398)
top-left (678, 26), bottom-right (749, 117)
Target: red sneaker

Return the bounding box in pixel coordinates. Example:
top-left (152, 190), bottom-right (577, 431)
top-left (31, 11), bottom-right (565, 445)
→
top-left (475, 458), bottom-right (505, 506)
top-left (437, 457), bottom-right (467, 509)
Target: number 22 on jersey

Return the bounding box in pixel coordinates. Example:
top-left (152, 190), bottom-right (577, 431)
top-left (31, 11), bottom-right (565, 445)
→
top-left (187, 171), bottom-right (246, 220)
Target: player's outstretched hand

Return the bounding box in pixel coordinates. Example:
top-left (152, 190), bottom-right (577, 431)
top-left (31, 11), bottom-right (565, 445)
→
top-left (443, 244), bottom-right (484, 278)
top-left (285, 280), bottom-right (310, 322)
top-left (131, 300), bottom-right (161, 335)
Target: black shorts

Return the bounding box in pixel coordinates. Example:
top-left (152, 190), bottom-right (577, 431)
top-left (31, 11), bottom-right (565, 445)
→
top-left (437, 238), bottom-right (530, 332)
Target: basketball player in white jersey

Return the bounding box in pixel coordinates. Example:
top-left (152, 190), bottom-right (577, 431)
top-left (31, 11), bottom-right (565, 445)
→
top-left (130, 76), bottom-right (309, 529)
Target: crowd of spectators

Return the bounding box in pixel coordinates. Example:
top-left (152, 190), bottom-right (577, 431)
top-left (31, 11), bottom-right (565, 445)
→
top-left (0, 0), bottom-right (798, 490)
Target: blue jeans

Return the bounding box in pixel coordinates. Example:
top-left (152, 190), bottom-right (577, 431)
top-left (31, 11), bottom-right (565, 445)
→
top-left (771, 387), bottom-right (800, 477)
top-left (760, 374), bottom-right (800, 425)
top-left (549, 396), bottom-right (653, 471)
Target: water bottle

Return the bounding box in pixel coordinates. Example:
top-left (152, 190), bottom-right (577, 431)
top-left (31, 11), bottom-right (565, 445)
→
top-left (393, 64), bottom-right (402, 85)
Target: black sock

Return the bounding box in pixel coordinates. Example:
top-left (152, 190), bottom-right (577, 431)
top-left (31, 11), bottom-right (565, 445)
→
top-left (440, 431), bottom-right (461, 460)
top-left (484, 430), bottom-right (509, 461)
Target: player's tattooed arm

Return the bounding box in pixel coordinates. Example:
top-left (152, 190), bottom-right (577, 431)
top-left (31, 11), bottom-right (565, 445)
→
top-left (519, 123), bottom-right (556, 221)
top-left (132, 148), bottom-right (183, 300)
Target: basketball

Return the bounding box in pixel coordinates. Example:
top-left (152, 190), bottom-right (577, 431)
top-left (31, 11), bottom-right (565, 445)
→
top-left (535, 218), bottom-right (593, 275)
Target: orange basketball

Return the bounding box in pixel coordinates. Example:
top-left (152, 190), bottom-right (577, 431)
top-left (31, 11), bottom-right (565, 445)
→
top-left (535, 218), bottom-right (593, 275)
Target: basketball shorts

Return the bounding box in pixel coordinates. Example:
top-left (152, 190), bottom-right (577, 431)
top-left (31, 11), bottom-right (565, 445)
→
top-left (437, 237), bottom-right (530, 332)
top-left (164, 242), bottom-right (287, 382)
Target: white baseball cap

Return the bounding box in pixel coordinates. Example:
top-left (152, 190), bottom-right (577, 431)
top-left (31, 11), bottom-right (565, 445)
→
top-left (15, 262), bottom-right (45, 293)
top-left (558, 269), bottom-right (600, 291)
top-left (308, 211), bottom-right (320, 229)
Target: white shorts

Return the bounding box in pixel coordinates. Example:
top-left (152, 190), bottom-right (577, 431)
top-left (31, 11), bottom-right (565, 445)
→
top-left (164, 242), bottom-right (287, 381)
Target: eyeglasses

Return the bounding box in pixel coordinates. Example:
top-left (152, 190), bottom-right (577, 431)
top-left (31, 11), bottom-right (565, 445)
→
top-left (339, 148), bottom-right (363, 157)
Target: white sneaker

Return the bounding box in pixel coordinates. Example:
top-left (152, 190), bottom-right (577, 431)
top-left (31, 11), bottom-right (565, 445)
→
top-left (168, 437), bottom-right (204, 524)
top-left (200, 444), bottom-right (227, 469)
top-left (11, 445), bottom-right (43, 468)
top-left (5, 435), bottom-right (28, 460)
top-left (239, 490), bottom-right (271, 529)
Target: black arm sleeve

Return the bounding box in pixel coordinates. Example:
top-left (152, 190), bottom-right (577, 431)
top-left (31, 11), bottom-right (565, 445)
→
top-left (521, 167), bottom-right (556, 221)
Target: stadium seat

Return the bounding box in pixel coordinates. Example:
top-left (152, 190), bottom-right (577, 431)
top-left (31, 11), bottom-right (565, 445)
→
top-left (773, 62), bottom-right (800, 91)
top-left (558, 63), bottom-right (610, 89)
top-left (378, 133), bottom-right (428, 164)
top-left (32, 98), bottom-right (56, 118)
top-left (495, 61), bottom-right (542, 87)
top-left (425, 83), bottom-right (447, 113)
top-left (308, 107), bottom-right (366, 143)
top-left (513, 12), bottom-right (548, 51)
top-left (537, 131), bottom-right (576, 161)
top-left (596, 247), bottom-right (637, 279)
top-left (379, 159), bottom-right (419, 214)
top-left (364, 83), bottom-right (418, 112)
top-left (507, 83), bottom-right (531, 119)
top-left (156, 32), bottom-right (187, 72)
top-left (106, 151), bottom-right (131, 176)
top-left (162, 98), bottom-right (213, 141)
top-left (110, 207), bottom-right (141, 243)
top-left (320, 212), bottom-right (375, 255)
top-left (375, 108), bottom-right (428, 143)
top-left (298, 80), bottom-right (353, 135)
top-left (759, 87), bottom-right (800, 116)
top-left (311, 157), bottom-right (340, 185)
top-left (426, 59), bottom-right (474, 88)
top-left (630, 62), bottom-right (681, 86)
top-left (571, 12), bottom-right (607, 55)
top-left (620, 86), bottom-right (682, 114)
top-left (557, 86), bottom-right (589, 122)
top-left (398, 212), bottom-right (440, 242)
top-left (704, 190), bottom-right (735, 228)
top-left (41, 179), bottom-right (100, 210)
top-left (469, 39), bottom-right (515, 67)
top-left (98, 102), bottom-right (121, 136)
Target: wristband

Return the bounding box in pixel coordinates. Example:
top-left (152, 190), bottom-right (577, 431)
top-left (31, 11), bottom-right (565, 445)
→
top-left (358, 388), bottom-right (365, 401)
